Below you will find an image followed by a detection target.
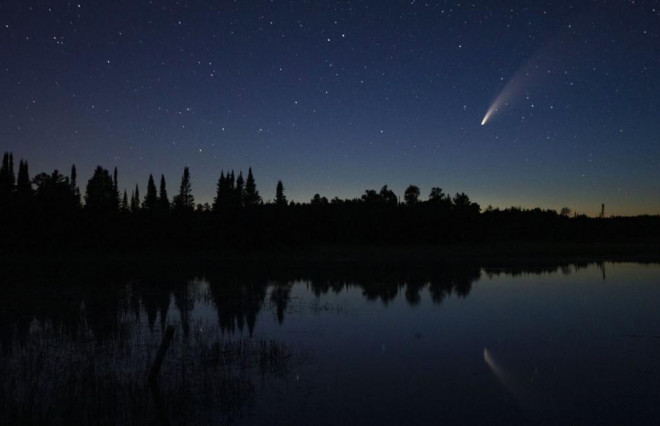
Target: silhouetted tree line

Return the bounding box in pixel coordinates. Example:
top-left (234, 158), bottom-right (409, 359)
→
top-left (0, 151), bottom-right (659, 253)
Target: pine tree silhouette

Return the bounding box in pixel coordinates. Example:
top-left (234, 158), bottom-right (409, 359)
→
top-left (121, 190), bottom-right (129, 212)
top-left (228, 170), bottom-right (235, 193)
top-left (16, 160), bottom-right (31, 196)
top-left (15, 159), bottom-right (32, 210)
top-left (0, 152), bottom-right (15, 203)
top-left (235, 171), bottom-right (245, 207)
top-left (113, 167), bottom-right (120, 206)
top-left (244, 167), bottom-right (261, 206)
top-left (158, 174), bottom-right (169, 211)
top-left (173, 166), bottom-right (194, 211)
top-left (7, 153), bottom-right (15, 187)
top-left (212, 171), bottom-right (226, 212)
top-left (70, 164), bottom-right (81, 208)
top-left (130, 184), bottom-right (140, 212)
top-left (275, 180), bottom-right (287, 206)
top-left (143, 174), bottom-right (158, 211)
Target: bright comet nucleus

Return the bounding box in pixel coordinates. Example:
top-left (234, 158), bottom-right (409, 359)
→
top-left (481, 79), bottom-right (515, 126)
top-left (481, 107), bottom-right (496, 125)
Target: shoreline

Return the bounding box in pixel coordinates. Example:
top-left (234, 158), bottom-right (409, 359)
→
top-left (2, 241), bottom-right (659, 267)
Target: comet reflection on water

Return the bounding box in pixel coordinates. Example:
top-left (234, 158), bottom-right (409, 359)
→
top-left (483, 347), bottom-right (534, 411)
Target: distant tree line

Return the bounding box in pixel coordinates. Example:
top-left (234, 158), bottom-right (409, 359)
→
top-left (0, 151), bottom-right (659, 253)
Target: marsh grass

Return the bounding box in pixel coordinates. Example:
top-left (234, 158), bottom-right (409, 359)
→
top-left (0, 287), bottom-right (298, 426)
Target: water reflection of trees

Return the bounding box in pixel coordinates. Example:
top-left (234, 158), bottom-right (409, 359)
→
top-left (482, 260), bottom-right (600, 279)
top-left (0, 259), bottom-right (615, 424)
top-left (298, 262), bottom-right (481, 305)
top-left (196, 262), bottom-right (484, 336)
top-left (0, 259), bottom-right (614, 353)
top-left (207, 275), bottom-right (267, 335)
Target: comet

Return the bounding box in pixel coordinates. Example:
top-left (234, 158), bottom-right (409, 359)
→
top-left (481, 104), bottom-right (498, 126)
top-left (481, 71), bottom-right (527, 126)
top-left (481, 35), bottom-right (565, 125)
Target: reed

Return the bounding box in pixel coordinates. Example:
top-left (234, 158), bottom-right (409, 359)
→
top-left (0, 290), bottom-right (298, 425)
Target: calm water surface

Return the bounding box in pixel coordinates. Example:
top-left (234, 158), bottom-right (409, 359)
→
top-left (1, 261), bottom-right (659, 425)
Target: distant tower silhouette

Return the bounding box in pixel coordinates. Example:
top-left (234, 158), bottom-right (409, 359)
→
top-left (599, 203), bottom-right (605, 219)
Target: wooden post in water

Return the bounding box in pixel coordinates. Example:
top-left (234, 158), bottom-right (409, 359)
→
top-left (148, 325), bottom-right (176, 384)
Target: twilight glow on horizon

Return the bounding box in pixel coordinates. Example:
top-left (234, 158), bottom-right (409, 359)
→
top-left (1, 1), bottom-right (659, 216)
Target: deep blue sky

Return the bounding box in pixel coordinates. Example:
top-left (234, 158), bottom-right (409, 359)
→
top-left (2, 0), bottom-right (659, 215)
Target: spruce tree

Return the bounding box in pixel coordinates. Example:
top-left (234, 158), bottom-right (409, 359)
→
top-left (8, 153), bottom-right (15, 187)
top-left (121, 190), bottom-right (129, 212)
top-left (16, 160), bottom-right (32, 196)
top-left (158, 174), bottom-right (169, 211)
top-left (0, 153), bottom-right (7, 190)
top-left (0, 152), bottom-right (15, 199)
top-left (70, 164), bottom-right (77, 190)
top-left (228, 171), bottom-right (235, 192)
top-left (113, 167), bottom-right (120, 207)
top-left (235, 171), bottom-right (244, 207)
top-left (130, 184), bottom-right (140, 212)
top-left (0, 153), bottom-right (6, 179)
top-left (275, 180), bottom-right (287, 206)
top-left (70, 164), bottom-right (81, 207)
top-left (173, 166), bottom-right (194, 211)
top-left (15, 160), bottom-right (32, 210)
top-left (212, 171), bottom-right (225, 212)
top-left (244, 167), bottom-right (261, 206)
top-left (143, 174), bottom-right (158, 211)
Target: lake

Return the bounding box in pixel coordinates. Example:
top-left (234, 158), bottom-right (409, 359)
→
top-left (1, 259), bottom-right (659, 425)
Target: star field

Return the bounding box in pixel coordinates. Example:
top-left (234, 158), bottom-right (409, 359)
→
top-left (1, 0), bottom-right (659, 215)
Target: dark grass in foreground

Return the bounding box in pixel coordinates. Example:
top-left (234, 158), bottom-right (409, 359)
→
top-left (0, 313), bottom-right (298, 426)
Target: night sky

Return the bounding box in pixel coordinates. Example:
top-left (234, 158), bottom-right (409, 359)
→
top-left (2, 1), bottom-right (659, 216)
